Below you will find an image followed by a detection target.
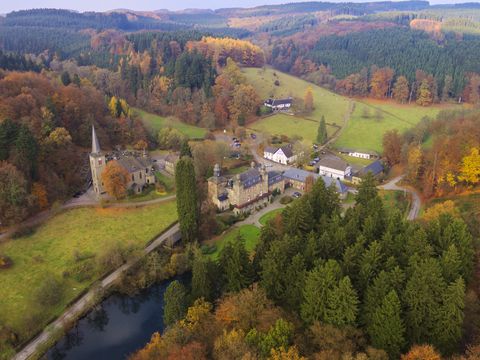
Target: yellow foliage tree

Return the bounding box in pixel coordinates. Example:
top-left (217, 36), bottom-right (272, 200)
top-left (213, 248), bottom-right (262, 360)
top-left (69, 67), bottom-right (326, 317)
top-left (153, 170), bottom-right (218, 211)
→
top-left (401, 344), bottom-right (441, 360)
top-left (269, 346), bottom-right (306, 360)
top-left (32, 182), bottom-right (48, 210)
top-left (101, 160), bottom-right (129, 199)
top-left (423, 200), bottom-right (460, 222)
top-left (304, 86), bottom-right (314, 113)
top-left (458, 148), bottom-right (480, 185)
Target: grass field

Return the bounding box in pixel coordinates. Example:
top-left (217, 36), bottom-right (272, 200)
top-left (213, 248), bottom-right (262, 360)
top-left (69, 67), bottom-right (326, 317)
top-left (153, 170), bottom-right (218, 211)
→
top-left (208, 225), bottom-right (261, 260)
top-left (243, 67), bottom-right (351, 124)
top-left (259, 208), bottom-right (284, 226)
top-left (250, 113), bottom-right (337, 144)
top-left (334, 99), bottom-right (455, 153)
top-left (0, 201), bottom-right (177, 341)
top-left (379, 189), bottom-right (410, 216)
top-left (244, 67), bottom-right (461, 154)
top-left (134, 108), bottom-right (207, 139)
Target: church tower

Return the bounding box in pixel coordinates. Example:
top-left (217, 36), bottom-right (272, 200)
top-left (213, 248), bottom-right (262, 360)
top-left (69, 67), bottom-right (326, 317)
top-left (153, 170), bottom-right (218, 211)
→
top-left (90, 126), bottom-right (106, 196)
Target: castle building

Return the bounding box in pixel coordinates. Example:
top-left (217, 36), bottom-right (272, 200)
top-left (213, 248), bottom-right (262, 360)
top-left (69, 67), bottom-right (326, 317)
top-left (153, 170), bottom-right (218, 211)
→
top-left (90, 126), bottom-right (156, 198)
top-left (208, 162), bottom-right (285, 213)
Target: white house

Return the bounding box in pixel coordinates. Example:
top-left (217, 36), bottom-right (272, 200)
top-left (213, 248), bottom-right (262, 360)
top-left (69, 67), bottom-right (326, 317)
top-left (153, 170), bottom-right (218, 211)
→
top-left (264, 146), bottom-right (297, 165)
top-left (349, 151), bottom-right (371, 159)
top-left (318, 156), bottom-right (352, 181)
top-left (337, 147), bottom-right (378, 160)
top-left (264, 98), bottom-right (293, 111)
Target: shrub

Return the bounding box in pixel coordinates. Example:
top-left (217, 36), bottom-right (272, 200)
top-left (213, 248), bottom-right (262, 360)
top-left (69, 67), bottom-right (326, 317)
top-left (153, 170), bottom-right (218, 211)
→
top-left (201, 244), bottom-right (217, 255)
top-left (0, 254), bottom-right (12, 269)
top-left (280, 196), bottom-right (293, 205)
top-left (34, 275), bottom-right (64, 307)
top-left (12, 225), bottom-right (35, 239)
top-left (274, 79), bottom-right (280, 86)
top-left (70, 260), bottom-right (95, 282)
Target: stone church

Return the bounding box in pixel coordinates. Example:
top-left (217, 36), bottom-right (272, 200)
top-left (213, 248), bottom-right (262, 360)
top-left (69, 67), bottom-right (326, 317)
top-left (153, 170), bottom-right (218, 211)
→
top-left (90, 126), bottom-right (156, 198)
top-left (208, 162), bottom-right (285, 213)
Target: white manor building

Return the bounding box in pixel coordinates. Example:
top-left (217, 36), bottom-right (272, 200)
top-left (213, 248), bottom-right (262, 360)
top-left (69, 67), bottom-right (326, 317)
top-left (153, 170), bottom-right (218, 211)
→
top-left (264, 98), bottom-right (293, 111)
top-left (263, 145), bottom-right (297, 165)
top-left (318, 156), bottom-right (352, 181)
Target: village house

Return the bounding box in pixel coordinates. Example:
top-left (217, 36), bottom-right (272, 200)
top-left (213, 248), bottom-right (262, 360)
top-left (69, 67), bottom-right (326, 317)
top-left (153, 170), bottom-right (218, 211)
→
top-left (283, 168), bottom-right (348, 199)
top-left (208, 163), bottom-right (285, 214)
top-left (351, 160), bottom-right (385, 185)
top-left (318, 156), bottom-right (352, 181)
top-left (264, 98), bottom-right (293, 111)
top-left (337, 147), bottom-right (379, 160)
top-left (263, 145), bottom-right (297, 165)
top-left (90, 126), bottom-right (156, 198)
top-left (164, 153), bottom-right (180, 175)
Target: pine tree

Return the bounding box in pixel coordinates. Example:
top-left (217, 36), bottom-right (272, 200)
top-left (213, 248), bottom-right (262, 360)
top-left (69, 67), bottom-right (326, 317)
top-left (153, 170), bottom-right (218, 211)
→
top-left (61, 71), bottom-right (71, 86)
top-left (326, 276), bottom-right (359, 326)
top-left (283, 254), bottom-right (306, 312)
top-left (282, 198), bottom-right (314, 236)
top-left (368, 290), bottom-right (405, 358)
top-left (180, 140), bottom-right (192, 158)
top-left (316, 116), bottom-right (327, 145)
top-left (433, 278), bottom-right (465, 354)
top-left (440, 244), bottom-right (462, 283)
top-left (191, 252), bottom-right (216, 301)
top-left (163, 280), bottom-right (188, 327)
top-left (219, 233), bottom-right (254, 292)
top-left (14, 125), bottom-right (38, 179)
top-left (175, 156), bottom-right (199, 243)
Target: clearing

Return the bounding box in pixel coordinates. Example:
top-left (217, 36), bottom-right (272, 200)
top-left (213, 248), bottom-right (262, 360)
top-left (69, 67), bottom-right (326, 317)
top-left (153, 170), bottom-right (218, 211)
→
top-left (134, 108), bottom-right (207, 139)
top-left (250, 113), bottom-right (337, 144)
top-left (207, 225), bottom-right (261, 260)
top-left (259, 208), bottom-right (284, 226)
top-left (0, 201), bottom-right (177, 342)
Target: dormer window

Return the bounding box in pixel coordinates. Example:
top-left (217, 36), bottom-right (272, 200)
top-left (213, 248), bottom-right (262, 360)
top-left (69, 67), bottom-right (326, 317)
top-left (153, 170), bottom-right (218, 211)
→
top-left (98, 159), bottom-right (103, 165)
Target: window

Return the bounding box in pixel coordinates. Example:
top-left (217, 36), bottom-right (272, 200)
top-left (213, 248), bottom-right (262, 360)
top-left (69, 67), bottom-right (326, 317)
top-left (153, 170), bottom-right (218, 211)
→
top-left (140, 172), bottom-right (142, 179)
top-left (98, 159), bottom-right (103, 165)
top-left (132, 174), bottom-right (134, 181)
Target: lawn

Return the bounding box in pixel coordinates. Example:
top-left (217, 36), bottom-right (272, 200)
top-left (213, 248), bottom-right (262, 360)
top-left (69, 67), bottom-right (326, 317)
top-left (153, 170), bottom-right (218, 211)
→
top-left (0, 201), bottom-right (177, 343)
top-left (379, 189), bottom-right (410, 216)
top-left (243, 67), bottom-right (352, 125)
top-left (155, 171), bottom-right (175, 193)
top-left (334, 99), bottom-right (455, 153)
top-left (134, 108), bottom-right (207, 139)
top-left (250, 113), bottom-right (337, 144)
top-left (337, 153), bottom-right (373, 167)
top-left (259, 208), bottom-right (284, 226)
top-left (207, 225), bottom-right (261, 260)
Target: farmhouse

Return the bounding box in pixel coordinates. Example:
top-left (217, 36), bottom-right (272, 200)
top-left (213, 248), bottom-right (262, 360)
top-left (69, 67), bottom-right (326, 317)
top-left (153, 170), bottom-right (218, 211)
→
top-left (208, 163), bottom-right (285, 214)
top-left (90, 126), bottom-right (156, 197)
top-left (337, 147), bottom-right (379, 160)
top-left (318, 156), bottom-right (352, 181)
top-left (264, 98), bottom-right (293, 111)
top-left (352, 160), bottom-right (385, 184)
top-left (283, 168), bottom-right (348, 198)
top-left (264, 145), bottom-right (297, 165)
top-left (164, 153), bottom-right (180, 175)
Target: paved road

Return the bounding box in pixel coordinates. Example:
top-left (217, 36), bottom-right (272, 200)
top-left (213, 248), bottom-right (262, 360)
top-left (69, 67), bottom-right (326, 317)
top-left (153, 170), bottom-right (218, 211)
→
top-left (12, 223), bottom-right (181, 360)
top-left (379, 175), bottom-right (422, 220)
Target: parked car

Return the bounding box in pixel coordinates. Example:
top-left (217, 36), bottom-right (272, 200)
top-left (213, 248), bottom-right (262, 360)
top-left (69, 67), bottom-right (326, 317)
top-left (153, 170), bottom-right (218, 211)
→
top-left (309, 161), bottom-right (316, 166)
top-left (232, 137), bottom-right (237, 141)
top-left (314, 157), bottom-right (320, 162)
top-left (292, 192), bottom-right (302, 198)
top-left (312, 144), bottom-right (319, 149)
top-left (234, 143), bottom-right (241, 148)
top-left (250, 133), bottom-right (257, 139)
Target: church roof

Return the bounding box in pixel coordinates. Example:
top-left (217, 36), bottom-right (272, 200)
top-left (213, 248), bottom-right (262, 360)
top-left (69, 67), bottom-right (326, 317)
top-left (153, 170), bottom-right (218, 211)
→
top-left (91, 125), bottom-right (101, 154)
top-left (117, 156), bottom-right (152, 174)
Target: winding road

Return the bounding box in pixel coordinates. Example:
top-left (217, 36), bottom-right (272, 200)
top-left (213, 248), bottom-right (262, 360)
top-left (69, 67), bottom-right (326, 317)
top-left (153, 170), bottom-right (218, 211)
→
top-left (379, 175), bottom-right (422, 220)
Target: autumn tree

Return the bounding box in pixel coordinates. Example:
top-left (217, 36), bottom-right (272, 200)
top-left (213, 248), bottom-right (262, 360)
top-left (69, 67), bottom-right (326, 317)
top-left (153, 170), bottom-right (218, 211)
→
top-left (458, 148), bottom-right (480, 185)
top-left (304, 86), bottom-right (314, 113)
top-left (382, 130), bottom-right (403, 167)
top-left (228, 83), bottom-right (259, 126)
top-left (416, 79), bottom-right (433, 106)
top-left (316, 116), bottom-right (327, 145)
top-left (393, 76), bottom-right (410, 103)
top-left (401, 344), bottom-right (441, 360)
top-left (101, 160), bottom-right (129, 199)
top-left (0, 161), bottom-right (31, 225)
top-left (370, 67), bottom-right (394, 98)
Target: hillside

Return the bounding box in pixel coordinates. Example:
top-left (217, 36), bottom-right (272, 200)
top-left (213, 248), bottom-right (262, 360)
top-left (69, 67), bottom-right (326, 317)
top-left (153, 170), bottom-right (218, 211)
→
top-left (243, 67), bottom-right (457, 152)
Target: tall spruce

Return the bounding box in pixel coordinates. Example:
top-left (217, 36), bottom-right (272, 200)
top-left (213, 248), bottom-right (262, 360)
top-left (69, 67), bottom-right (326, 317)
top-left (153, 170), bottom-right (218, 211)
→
top-left (326, 276), bottom-right (359, 327)
top-left (316, 116), bottom-right (328, 145)
top-left (175, 156), bottom-right (199, 243)
top-left (163, 280), bottom-right (188, 327)
top-left (219, 233), bottom-right (254, 292)
top-left (368, 290), bottom-right (405, 358)
top-left (191, 252), bottom-right (216, 301)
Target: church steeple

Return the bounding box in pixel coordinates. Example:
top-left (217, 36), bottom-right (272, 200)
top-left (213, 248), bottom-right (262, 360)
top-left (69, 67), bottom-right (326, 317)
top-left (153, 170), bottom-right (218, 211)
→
top-left (92, 125), bottom-right (100, 154)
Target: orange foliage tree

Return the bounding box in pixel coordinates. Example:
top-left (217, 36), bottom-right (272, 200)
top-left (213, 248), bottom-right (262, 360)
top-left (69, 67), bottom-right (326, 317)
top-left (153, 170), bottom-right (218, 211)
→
top-left (401, 344), bottom-right (442, 360)
top-left (101, 160), bottom-right (129, 199)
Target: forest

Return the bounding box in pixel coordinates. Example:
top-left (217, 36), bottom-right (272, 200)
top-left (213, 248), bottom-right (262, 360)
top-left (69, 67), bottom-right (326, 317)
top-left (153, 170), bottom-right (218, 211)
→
top-left (131, 175), bottom-right (478, 359)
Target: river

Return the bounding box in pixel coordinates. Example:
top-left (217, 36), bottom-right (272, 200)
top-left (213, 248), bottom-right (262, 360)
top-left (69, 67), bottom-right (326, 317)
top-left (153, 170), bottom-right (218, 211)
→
top-left (46, 275), bottom-right (188, 360)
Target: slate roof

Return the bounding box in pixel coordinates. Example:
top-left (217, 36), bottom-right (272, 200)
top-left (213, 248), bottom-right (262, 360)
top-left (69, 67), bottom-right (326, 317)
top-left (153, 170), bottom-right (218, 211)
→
top-left (264, 146), bottom-right (278, 154)
top-left (117, 156), bottom-right (152, 174)
top-left (239, 168), bottom-right (262, 189)
top-left (91, 125), bottom-right (101, 154)
top-left (264, 98), bottom-right (293, 106)
top-left (356, 160), bottom-right (384, 177)
top-left (264, 145), bottom-right (294, 158)
top-left (268, 171), bottom-right (283, 186)
top-left (318, 156), bottom-right (349, 172)
top-left (282, 168), bottom-right (347, 194)
top-left (165, 153), bottom-right (180, 164)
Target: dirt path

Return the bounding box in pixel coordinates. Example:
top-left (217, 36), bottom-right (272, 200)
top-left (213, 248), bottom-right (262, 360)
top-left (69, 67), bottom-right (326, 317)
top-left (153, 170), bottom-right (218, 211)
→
top-left (379, 175), bottom-right (422, 220)
top-left (11, 223), bottom-right (181, 360)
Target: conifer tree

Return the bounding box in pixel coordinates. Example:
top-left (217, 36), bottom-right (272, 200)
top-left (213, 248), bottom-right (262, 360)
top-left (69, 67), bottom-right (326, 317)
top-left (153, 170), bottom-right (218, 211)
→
top-left (326, 276), bottom-right (359, 326)
top-left (368, 290), bottom-right (405, 358)
top-left (14, 125), bottom-right (38, 179)
top-left (191, 252), bottom-right (216, 301)
top-left (440, 244), bottom-right (462, 283)
top-left (219, 233), bottom-right (254, 292)
top-left (316, 116), bottom-right (327, 145)
top-left (175, 156), bottom-right (199, 243)
top-left (163, 280), bottom-right (188, 327)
